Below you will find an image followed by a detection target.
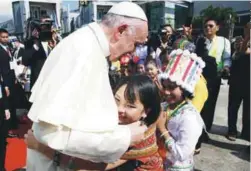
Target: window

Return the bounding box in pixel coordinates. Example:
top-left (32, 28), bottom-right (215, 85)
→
top-left (30, 6), bottom-right (40, 19)
top-left (41, 10), bottom-right (47, 17)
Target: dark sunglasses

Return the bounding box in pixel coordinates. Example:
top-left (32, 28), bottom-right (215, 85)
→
top-left (204, 24), bottom-right (214, 28)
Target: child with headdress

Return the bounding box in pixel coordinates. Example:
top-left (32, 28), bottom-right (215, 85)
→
top-left (172, 38), bottom-right (208, 114)
top-left (157, 49), bottom-right (205, 171)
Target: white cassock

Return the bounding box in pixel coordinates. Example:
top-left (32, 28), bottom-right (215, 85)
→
top-left (26, 22), bottom-right (131, 171)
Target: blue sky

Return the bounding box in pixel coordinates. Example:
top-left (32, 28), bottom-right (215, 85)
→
top-left (0, 0), bottom-right (78, 23)
top-left (63, 1), bottom-right (78, 10)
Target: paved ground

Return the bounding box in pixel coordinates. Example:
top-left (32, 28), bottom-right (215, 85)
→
top-left (194, 84), bottom-right (250, 171)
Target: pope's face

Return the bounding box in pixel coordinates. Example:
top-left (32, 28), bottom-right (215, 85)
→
top-left (109, 21), bottom-right (148, 61)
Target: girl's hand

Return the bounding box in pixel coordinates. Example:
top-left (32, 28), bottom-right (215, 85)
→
top-left (157, 111), bottom-right (168, 133)
top-left (24, 129), bottom-right (40, 150)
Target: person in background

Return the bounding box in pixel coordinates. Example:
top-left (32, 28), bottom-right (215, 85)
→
top-left (146, 60), bottom-right (160, 81)
top-left (120, 54), bottom-right (135, 77)
top-left (136, 59), bottom-right (145, 74)
top-left (238, 22), bottom-right (250, 146)
top-left (0, 28), bottom-right (19, 137)
top-left (158, 24), bottom-right (175, 51)
top-left (0, 67), bottom-right (11, 171)
top-left (226, 22), bottom-right (250, 143)
top-left (181, 17), bottom-right (194, 42)
top-left (22, 16), bottom-right (54, 89)
top-left (155, 25), bottom-right (176, 62)
top-left (145, 59), bottom-right (163, 96)
top-left (196, 17), bottom-right (231, 135)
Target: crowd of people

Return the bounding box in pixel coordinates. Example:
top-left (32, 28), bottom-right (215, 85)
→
top-left (0, 2), bottom-right (250, 171)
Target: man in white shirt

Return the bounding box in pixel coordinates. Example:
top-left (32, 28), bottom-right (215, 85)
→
top-left (197, 17), bottom-right (231, 145)
top-left (26, 2), bottom-right (149, 171)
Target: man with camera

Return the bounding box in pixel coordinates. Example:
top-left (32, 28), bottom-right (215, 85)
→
top-left (22, 16), bottom-right (54, 89)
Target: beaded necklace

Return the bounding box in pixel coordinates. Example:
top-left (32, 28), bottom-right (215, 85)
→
top-left (166, 100), bottom-right (188, 119)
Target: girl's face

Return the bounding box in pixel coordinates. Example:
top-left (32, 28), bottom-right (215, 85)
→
top-left (162, 79), bottom-right (184, 105)
top-left (146, 63), bottom-right (158, 79)
top-left (115, 85), bottom-right (147, 125)
top-left (137, 64), bottom-right (145, 74)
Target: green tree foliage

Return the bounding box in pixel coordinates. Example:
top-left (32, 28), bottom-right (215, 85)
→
top-left (192, 5), bottom-right (237, 29)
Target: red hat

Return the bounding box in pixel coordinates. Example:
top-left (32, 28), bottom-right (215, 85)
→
top-left (120, 54), bottom-right (131, 66)
top-left (132, 55), bottom-right (140, 64)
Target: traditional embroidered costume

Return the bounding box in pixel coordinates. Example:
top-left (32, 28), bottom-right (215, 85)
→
top-left (112, 126), bottom-right (164, 171)
top-left (158, 49), bottom-right (205, 171)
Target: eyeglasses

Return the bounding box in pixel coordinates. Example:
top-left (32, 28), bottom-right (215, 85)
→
top-left (204, 24), bottom-right (214, 29)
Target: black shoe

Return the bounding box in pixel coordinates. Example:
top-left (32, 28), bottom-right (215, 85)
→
top-left (226, 133), bottom-right (237, 141)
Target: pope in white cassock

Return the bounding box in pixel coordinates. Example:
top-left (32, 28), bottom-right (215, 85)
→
top-left (26, 2), bottom-right (149, 171)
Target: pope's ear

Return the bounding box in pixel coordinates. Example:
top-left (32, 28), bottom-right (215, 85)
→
top-left (118, 24), bottom-right (128, 34)
top-left (114, 24), bottom-right (128, 41)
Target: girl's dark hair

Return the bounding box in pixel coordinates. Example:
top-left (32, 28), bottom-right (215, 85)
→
top-left (109, 70), bottom-right (121, 90)
top-left (146, 59), bottom-right (158, 68)
top-left (114, 75), bottom-right (161, 126)
top-left (161, 79), bottom-right (194, 100)
top-left (183, 89), bottom-right (193, 99)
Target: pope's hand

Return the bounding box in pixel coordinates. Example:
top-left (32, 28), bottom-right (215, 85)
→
top-left (24, 129), bottom-right (40, 150)
top-left (128, 121), bottom-right (147, 146)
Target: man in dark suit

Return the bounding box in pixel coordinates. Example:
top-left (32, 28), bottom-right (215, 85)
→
top-left (22, 16), bottom-right (53, 88)
top-left (0, 28), bottom-right (18, 137)
top-left (0, 74), bottom-right (11, 171)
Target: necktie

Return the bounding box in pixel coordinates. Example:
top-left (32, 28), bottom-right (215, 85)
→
top-left (6, 47), bottom-right (11, 57)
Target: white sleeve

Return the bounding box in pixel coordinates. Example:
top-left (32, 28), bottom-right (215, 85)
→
top-left (222, 38), bottom-right (231, 67)
top-left (33, 122), bottom-right (131, 164)
top-left (62, 125), bottom-right (131, 163)
top-left (165, 114), bottom-right (202, 162)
